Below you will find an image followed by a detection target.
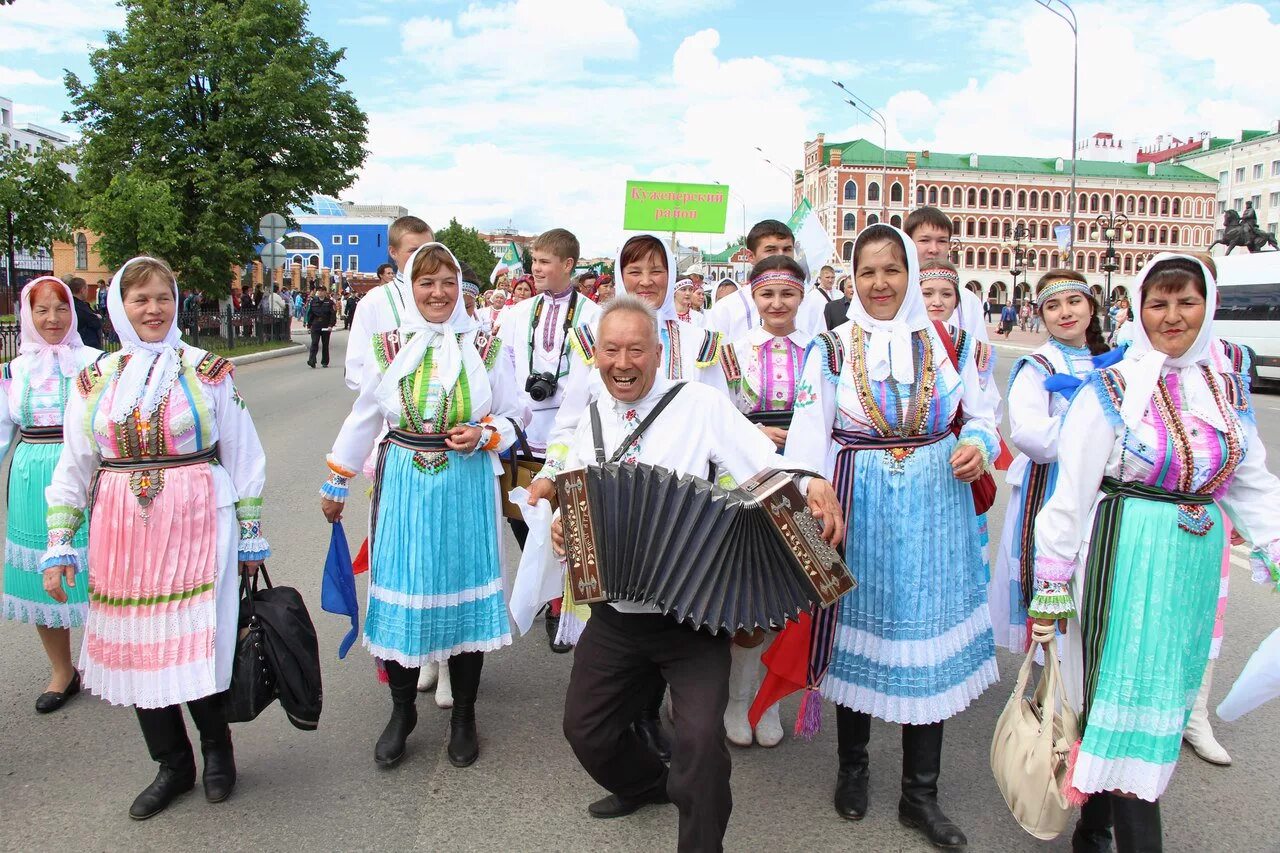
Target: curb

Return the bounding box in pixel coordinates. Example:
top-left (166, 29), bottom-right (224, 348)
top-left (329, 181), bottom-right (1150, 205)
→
top-left (230, 344), bottom-right (306, 366)
top-left (992, 341), bottom-right (1038, 354)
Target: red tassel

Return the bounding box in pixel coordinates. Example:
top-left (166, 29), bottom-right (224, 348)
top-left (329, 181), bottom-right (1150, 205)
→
top-left (375, 657), bottom-right (388, 685)
top-left (1062, 738), bottom-right (1089, 807)
top-left (794, 689), bottom-right (823, 740)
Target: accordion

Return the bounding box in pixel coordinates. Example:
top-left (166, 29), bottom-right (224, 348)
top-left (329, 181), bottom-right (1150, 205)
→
top-left (556, 463), bottom-right (856, 635)
top-left (745, 410), bottom-right (793, 429)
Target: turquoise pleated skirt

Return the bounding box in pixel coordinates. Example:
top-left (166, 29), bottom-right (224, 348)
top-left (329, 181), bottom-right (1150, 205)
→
top-left (821, 435), bottom-right (999, 724)
top-left (3, 441), bottom-right (89, 627)
top-left (364, 445), bottom-right (511, 666)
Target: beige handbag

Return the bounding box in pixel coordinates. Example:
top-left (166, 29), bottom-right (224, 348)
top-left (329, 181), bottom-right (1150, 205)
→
top-left (989, 624), bottom-right (1080, 840)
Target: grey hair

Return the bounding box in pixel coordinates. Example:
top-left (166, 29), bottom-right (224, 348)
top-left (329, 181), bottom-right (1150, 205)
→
top-left (598, 293), bottom-right (659, 344)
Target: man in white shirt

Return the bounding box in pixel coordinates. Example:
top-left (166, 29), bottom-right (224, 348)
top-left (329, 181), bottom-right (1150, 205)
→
top-left (554, 296), bottom-right (842, 853)
top-left (704, 220), bottom-right (795, 339)
top-left (343, 216), bottom-right (435, 390)
top-left (906, 206), bottom-right (990, 343)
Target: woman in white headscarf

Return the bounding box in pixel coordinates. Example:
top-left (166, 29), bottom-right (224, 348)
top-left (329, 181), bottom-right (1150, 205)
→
top-left (783, 224), bottom-right (998, 849)
top-left (1029, 254), bottom-right (1280, 851)
top-left (40, 257), bottom-right (269, 818)
top-left (1, 277), bottom-right (102, 712)
top-left (321, 243), bottom-right (529, 772)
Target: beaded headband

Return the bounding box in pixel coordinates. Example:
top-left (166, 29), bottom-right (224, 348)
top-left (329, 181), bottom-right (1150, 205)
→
top-left (461, 280), bottom-right (480, 298)
top-left (749, 270), bottom-right (805, 294)
top-left (920, 268), bottom-right (959, 286)
top-left (674, 278), bottom-right (697, 291)
top-left (1036, 277), bottom-right (1092, 307)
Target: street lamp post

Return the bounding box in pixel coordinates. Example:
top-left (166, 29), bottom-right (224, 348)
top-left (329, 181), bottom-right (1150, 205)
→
top-left (1089, 212), bottom-right (1133, 305)
top-left (832, 81), bottom-right (889, 220)
top-left (1002, 222), bottom-right (1033, 303)
top-left (950, 237), bottom-right (963, 266)
top-left (1035, 0), bottom-right (1078, 269)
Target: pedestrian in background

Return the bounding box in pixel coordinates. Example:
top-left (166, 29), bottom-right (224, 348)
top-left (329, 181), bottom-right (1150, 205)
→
top-left (999, 301), bottom-right (1016, 337)
top-left (1, 278), bottom-right (102, 713)
top-left (305, 287), bottom-right (337, 368)
top-left (63, 276), bottom-right (103, 350)
top-left (41, 256), bottom-right (270, 819)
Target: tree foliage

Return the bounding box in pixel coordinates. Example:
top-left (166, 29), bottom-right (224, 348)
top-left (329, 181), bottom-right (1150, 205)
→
top-left (435, 218), bottom-right (498, 285)
top-left (66, 0), bottom-right (368, 293)
top-left (0, 143), bottom-right (78, 265)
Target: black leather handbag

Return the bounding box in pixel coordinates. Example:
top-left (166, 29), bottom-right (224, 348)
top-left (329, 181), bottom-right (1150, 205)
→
top-left (227, 567), bottom-right (278, 723)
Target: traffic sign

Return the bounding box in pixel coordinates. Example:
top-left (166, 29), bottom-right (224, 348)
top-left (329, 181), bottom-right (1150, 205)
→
top-left (258, 241), bottom-right (286, 267)
top-left (258, 212), bottom-right (287, 243)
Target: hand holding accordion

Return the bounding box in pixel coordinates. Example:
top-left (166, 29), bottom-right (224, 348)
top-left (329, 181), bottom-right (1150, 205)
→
top-left (555, 464), bottom-right (857, 635)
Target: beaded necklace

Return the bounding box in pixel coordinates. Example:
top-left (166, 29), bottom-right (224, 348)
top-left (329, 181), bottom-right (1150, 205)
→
top-left (19, 372), bottom-right (70, 428)
top-left (848, 325), bottom-right (937, 438)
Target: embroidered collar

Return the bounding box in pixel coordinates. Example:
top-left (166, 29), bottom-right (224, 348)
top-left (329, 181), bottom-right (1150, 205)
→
top-left (746, 326), bottom-right (811, 349)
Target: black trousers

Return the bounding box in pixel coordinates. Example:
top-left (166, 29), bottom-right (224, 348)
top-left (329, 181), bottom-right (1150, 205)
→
top-left (564, 604), bottom-right (731, 853)
top-left (309, 328), bottom-right (331, 366)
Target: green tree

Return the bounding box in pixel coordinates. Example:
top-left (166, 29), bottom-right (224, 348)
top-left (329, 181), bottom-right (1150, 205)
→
top-left (82, 170), bottom-right (183, 265)
top-left (435, 218), bottom-right (498, 285)
top-left (521, 245), bottom-right (533, 274)
top-left (0, 143), bottom-right (78, 287)
top-left (66, 0), bottom-right (368, 293)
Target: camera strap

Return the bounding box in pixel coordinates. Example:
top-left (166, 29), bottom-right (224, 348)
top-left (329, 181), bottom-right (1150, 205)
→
top-left (526, 289), bottom-right (579, 381)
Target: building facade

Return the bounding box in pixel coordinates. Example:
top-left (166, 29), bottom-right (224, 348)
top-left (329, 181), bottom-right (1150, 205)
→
top-left (1166, 124), bottom-right (1280, 241)
top-left (281, 195), bottom-right (407, 279)
top-left (797, 136), bottom-right (1219, 305)
top-left (3, 97), bottom-right (73, 296)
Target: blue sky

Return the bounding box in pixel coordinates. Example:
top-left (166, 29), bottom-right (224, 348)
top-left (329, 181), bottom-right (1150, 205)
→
top-left (3, 0), bottom-right (1279, 255)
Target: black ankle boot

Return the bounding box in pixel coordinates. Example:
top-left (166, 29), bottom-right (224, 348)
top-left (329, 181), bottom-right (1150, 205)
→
top-left (1110, 796), bottom-right (1162, 853)
top-left (1072, 793), bottom-right (1114, 852)
top-left (834, 706), bottom-right (871, 820)
top-left (375, 661), bottom-right (419, 767)
top-left (447, 652), bottom-right (484, 767)
top-left (633, 678), bottom-right (671, 762)
top-left (131, 706), bottom-right (196, 820)
top-left (899, 722), bottom-right (967, 849)
top-left (188, 692), bottom-right (235, 803)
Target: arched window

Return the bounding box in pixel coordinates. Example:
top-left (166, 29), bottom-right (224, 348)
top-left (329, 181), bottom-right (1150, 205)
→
top-left (1018, 190), bottom-right (1027, 209)
top-left (1003, 190), bottom-right (1013, 208)
top-left (867, 181), bottom-right (881, 202)
top-left (978, 220), bottom-right (988, 237)
top-left (1087, 254), bottom-right (1097, 272)
top-left (979, 188), bottom-right (989, 207)
top-left (867, 213), bottom-right (880, 226)
top-left (1001, 250), bottom-right (1011, 267)
top-left (1077, 192), bottom-right (1086, 212)
top-left (1149, 195), bottom-right (1159, 214)
top-left (1195, 199), bottom-right (1204, 217)
top-left (1102, 194), bottom-right (1111, 212)
top-left (916, 186), bottom-right (926, 205)
top-left (941, 187), bottom-right (951, 206)
top-left (1030, 192), bottom-right (1039, 210)
top-left (1040, 250), bottom-right (1049, 267)
top-left (1052, 192), bottom-right (1063, 211)
top-left (967, 188), bottom-right (978, 207)
top-left (1159, 197), bottom-right (1169, 216)
top-left (1138, 197), bottom-right (1147, 215)
top-left (74, 233), bottom-right (88, 270)
top-left (977, 249), bottom-right (987, 266)
top-left (966, 219), bottom-right (976, 237)
top-left (1041, 221), bottom-right (1051, 240)
top-left (1077, 223), bottom-right (1087, 242)
top-left (1076, 251), bottom-right (1085, 268)
top-left (891, 182), bottom-right (904, 203)
top-left (1123, 255), bottom-right (1132, 273)
top-left (843, 213), bottom-right (855, 231)
top-left (928, 186), bottom-right (938, 205)
top-left (841, 241), bottom-right (854, 261)
top-left (1051, 251), bottom-right (1060, 266)
top-left (1137, 225), bottom-right (1146, 243)
top-left (1158, 227), bottom-right (1168, 244)
top-left (1126, 195), bottom-right (1135, 214)
top-left (890, 214), bottom-right (902, 228)
top-left (965, 248), bottom-right (975, 266)
top-left (1041, 191), bottom-right (1050, 210)
top-left (1171, 198), bottom-right (1181, 216)
top-left (844, 180), bottom-right (857, 201)
top-left (1089, 194), bottom-right (1100, 212)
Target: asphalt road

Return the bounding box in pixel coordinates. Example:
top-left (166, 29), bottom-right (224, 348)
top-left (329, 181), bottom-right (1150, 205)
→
top-left (2, 330), bottom-right (1278, 853)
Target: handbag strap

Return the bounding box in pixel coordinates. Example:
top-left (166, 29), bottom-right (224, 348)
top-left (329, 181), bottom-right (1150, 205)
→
top-left (589, 403), bottom-right (606, 465)
top-left (932, 320), bottom-right (965, 436)
top-left (604, 382), bottom-right (686, 465)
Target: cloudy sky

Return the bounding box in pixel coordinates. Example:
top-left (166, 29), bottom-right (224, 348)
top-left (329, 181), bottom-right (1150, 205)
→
top-left (3, 0), bottom-right (1279, 255)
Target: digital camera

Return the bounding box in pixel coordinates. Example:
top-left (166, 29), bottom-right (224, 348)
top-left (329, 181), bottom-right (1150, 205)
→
top-left (525, 371), bottom-right (559, 402)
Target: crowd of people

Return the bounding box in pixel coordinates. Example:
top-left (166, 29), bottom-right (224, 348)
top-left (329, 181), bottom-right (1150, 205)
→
top-left (1, 205), bottom-right (1277, 853)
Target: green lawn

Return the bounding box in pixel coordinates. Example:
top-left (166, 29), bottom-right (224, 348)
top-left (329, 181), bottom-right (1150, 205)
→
top-left (198, 339), bottom-right (301, 359)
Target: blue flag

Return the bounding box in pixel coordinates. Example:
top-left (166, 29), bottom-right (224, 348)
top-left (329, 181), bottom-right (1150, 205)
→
top-left (320, 521), bottom-right (360, 659)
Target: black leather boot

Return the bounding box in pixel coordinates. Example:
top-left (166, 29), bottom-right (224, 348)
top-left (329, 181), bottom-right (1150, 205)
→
top-left (1072, 792), bottom-right (1114, 852)
top-left (545, 606), bottom-right (571, 653)
top-left (632, 677), bottom-right (671, 762)
top-left (834, 706), bottom-right (871, 820)
top-left (1110, 796), bottom-right (1162, 853)
top-left (447, 652), bottom-right (484, 767)
top-left (188, 692), bottom-right (236, 803)
top-left (899, 722), bottom-right (967, 849)
top-left (375, 660), bottom-right (419, 767)
top-left (131, 705), bottom-right (197, 820)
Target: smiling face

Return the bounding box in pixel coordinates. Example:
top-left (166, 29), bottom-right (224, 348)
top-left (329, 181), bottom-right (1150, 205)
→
top-left (754, 283), bottom-right (802, 336)
top-left (123, 274), bottom-right (177, 343)
top-left (413, 268), bottom-right (460, 323)
top-left (596, 309), bottom-right (662, 404)
top-left (920, 280), bottom-right (958, 323)
top-left (1040, 288), bottom-right (1093, 348)
top-left (532, 249), bottom-right (574, 293)
top-left (855, 238), bottom-right (909, 321)
top-left (1142, 278), bottom-right (1206, 358)
top-left (29, 285), bottom-right (72, 344)
top-left (621, 245), bottom-right (668, 309)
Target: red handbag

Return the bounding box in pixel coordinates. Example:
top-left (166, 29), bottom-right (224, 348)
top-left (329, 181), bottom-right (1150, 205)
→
top-left (932, 321), bottom-right (997, 516)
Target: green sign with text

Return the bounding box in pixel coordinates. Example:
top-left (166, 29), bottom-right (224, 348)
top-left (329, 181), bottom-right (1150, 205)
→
top-left (623, 180), bottom-right (729, 234)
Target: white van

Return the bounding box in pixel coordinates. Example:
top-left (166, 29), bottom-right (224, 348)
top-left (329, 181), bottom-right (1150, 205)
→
top-left (1214, 251), bottom-right (1280, 388)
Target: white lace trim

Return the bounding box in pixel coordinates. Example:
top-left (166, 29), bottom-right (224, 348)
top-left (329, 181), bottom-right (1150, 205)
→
top-left (2, 595), bottom-right (86, 628)
top-left (86, 602), bottom-right (214, 641)
top-left (369, 577), bottom-right (504, 610)
top-left (81, 657), bottom-right (221, 709)
top-left (555, 609), bottom-right (587, 647)
top-left (834, 607), bottom-right (994, 668)
top-left (1070, 751), bottom-right (1177, 802)
top-left (821, 658), bottom-right (1000, 725)
top-left (363, 634), bottom-right (511, 667)
top-left (8, 540), bottom-right (89, 572)
top-left (1087, 699), bottom-right (1189, 739)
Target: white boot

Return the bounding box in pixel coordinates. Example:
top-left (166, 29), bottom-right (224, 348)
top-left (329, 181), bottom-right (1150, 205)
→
top-left (1184, 660), bottom-right (1231, 765)
top-left (417, 660), bottom-right (438, 693)
top-left (435, 658), bottom-right (454, 709)
top-left (751, 640), bottom-right (783, 747)
top-left (724, 644), bottom-right (754, 747)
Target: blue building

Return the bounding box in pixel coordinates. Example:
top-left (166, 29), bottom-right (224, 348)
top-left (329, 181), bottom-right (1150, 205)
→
top-left (281, 195), bottom-right (407, 280)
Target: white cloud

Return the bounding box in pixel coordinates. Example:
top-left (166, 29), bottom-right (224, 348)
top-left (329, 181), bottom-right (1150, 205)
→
top-left (0, 65), bottom-right (61, 87)
top-left (0, 0), bottom-right (123, 54)
top-left (337, 15), bottom-right (393, 27)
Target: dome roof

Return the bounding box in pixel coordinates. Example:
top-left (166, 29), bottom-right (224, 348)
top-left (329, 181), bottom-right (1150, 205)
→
top-left (289, 194), bottom-right (347, 217)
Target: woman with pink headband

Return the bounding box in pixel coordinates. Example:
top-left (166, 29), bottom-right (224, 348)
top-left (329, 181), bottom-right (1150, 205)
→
top-left (0, 277), bottom-right (103, 713)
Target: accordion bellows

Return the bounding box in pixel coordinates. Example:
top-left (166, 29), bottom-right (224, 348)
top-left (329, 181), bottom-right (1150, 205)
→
top-left (556, 464), bottom-right (856, 635)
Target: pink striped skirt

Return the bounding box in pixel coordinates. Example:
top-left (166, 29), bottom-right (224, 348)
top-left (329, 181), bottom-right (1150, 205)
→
top-left (82, 463), bottom-right (222, 708)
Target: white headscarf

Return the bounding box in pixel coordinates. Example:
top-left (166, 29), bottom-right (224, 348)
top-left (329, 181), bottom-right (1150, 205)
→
top-left (18, 276), bottom-right (85, 384)
top-left (844, 224), bottom-right (930, 384)
top-left (1119, 252), bottom-right (1223, 431)
top-left (375, 242), bottom-right (489, 419)
top-left (616, 235), bottom-right (677, 321)
top-left (106, 257), bottom-right (185, 424)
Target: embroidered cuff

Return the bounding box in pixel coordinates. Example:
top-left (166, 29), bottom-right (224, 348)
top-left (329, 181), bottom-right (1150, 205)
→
top-left (535, 443), bottom-right (570, 482)
top-left (39, 529), bottom-right (80, 572)
top-left (46, 505), bottom-right (84, 536)
top-left (1035, 554), bottom-right (1076, 584)
top-left (1250, 539), bottom-right (1280, 590)
top-left (1028, 580), bottom-right (1075, 619)
top-left (956, 430), bottom-right (994, 470)
top-left (320, 472), bottom-right (350, 502)
top-left (235, 498), bottom-right (270, 559)
top-left (238, 539), bottom-right (271, 562)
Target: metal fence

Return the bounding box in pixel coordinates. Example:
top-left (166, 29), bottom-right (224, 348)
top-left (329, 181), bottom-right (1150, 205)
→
top-left (0, 308), bottom-right (294, 362)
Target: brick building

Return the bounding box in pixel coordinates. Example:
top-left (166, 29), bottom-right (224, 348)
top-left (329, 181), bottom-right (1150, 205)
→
top-left (797, 136), bottom-right (1218, 305)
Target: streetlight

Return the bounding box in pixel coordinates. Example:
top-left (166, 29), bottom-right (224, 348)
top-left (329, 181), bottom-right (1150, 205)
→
top-left (832, 80), bottom-right (889, 219)
top-left (713, 180), bottom-right (748, 257)
top-left (1089, 211), bottom-right (1133, 304)
top-left (753, 147), bottom-right (794, 182)
top-left (1035, 0), bottom-right (1078, 269)
top-left (1001, 222), bottom-right (1033, 302)
top-left (950, 237), bottom-right (963, 266)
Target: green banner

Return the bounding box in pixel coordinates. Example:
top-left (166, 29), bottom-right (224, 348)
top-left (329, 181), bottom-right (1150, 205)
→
top-left (623, 180), bottom-right (729, 234)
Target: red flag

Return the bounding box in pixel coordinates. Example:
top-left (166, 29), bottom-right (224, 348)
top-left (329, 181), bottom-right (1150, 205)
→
top-left (748, 612), bottom-right (813, 728)
top-left (353, 537), bottom-right (370, 575)
top-left (994, 433), bottom-right (1014, 471)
